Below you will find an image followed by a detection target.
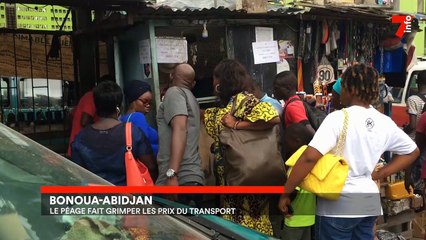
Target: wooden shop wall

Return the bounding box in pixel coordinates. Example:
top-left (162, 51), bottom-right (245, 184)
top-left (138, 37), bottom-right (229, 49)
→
top-left (227, 19), bottom-right (299, 96)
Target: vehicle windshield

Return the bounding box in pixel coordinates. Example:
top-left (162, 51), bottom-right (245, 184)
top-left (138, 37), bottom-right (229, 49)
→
top-left (405, 71), bottom-right (422, 102)
top-left (0, 123), bottom-right (210, 240)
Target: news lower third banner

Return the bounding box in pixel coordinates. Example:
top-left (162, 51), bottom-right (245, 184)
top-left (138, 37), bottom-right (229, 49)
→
top-left (41, 186), bottom-right (285, 216)
top-left (41, 187), bottom-right (382, 216)
top-left (42, 195), bottom-right (238, 216)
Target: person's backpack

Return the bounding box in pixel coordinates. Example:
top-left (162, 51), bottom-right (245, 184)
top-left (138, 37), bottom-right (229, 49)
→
top-left (285, 97), bottom-right (327, 130)
top-left (417, 94), bottom-right (426, 114)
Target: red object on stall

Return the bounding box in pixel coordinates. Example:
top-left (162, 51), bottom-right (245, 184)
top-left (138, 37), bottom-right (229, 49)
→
top-left (322, 20), bottom-right (329, 44)
top-left (297, 59), bottom-right (304, 92)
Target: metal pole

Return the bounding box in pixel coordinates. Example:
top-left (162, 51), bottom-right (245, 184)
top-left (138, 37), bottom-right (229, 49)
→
top-left (29, 33), bottom-right (36, 134)
top-left (12, 32), bottom-right (19, 131)
top-left (45, 33), bottom-right (51, 132)
top-left (149, 20), bottom-right (161, 110)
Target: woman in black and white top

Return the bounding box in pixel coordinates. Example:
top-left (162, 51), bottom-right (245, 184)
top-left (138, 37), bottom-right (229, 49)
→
top-left (279, 63), bottom-right (419, 240)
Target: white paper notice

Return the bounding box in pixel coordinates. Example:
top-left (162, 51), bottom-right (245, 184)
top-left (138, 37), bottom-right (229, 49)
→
top-left (277, 59), bottom-right (290, 73)
top-left (252, 41), bottom-right (280, 65)
top-left (139, 39), bottom-right (151, 64)
top-left (156, 37), bottom-right (188, 63)
top-left (255, 27), bottom-right (273, 42)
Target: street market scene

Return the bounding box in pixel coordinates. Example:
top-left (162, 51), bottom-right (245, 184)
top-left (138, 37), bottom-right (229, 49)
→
top-left (1, 0), bottom-right (426, 239)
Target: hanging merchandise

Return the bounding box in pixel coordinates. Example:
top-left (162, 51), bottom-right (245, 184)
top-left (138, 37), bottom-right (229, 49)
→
top-left (297, 18), bottom-right (306, 92)
top-left (405, 32), bottom-right (418, 70)
top-left (309, 21), bottom-right (322, 86)
top-left (361, 23), bottom-right (377, 65)
top-left (325, 20), bottom-right (332, 56)
top-left (374, 37), bottom-right (405, 73)
top-left (330, 22), bottom-right (339, 52)
top-left (353, 23), bottom-right (362, 61)
top-left (321, 20), bottom-right (329, 44)
top-left (304, 22), bottom-right (313, 63)
top-left (346, 22), bottom-right (350, 61)
top-left (300, 22), bottom-right (307, 58)
top-left (381, 37), bottom-right (403, 51)
top-left (337, 22), bottom-right (346, 59)
top-left (374, 47), bottom-right (404, 73)
top-left (297, 59), bottom-right (304, 92)
top-left (379, 47), bottom-right (384, 75)
top-left (350, 22), bottom-right (359, 62)
top-left (325, 38), bottom-right (331, 56)
top-left (338, 59), bottom-right (345, 70)
top-left (313, 21), bottom-right (322, 79)
top-left (407, 44), bottom-right (417, 70)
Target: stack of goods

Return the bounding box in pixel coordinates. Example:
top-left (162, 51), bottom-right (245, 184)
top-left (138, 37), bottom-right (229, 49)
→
top-left (376, 167), bottom-right (418, 239)
top-left (382, 173), bottom-right (414, 216)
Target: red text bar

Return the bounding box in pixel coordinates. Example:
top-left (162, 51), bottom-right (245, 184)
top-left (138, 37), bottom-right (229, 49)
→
top-left (41, 186), bottom-right (285, 194)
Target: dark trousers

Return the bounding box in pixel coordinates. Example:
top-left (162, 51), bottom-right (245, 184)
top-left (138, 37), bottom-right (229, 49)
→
top-left (177, 182), bottom-right (204, 208)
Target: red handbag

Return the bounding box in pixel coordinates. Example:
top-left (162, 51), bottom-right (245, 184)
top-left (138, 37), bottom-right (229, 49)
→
top-left (125, 122), bottom-right (154, 186)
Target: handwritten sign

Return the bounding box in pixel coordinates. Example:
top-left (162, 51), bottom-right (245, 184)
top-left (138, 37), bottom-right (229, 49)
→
top-left (139, 39), bottom-right (151, 64)
top-left (156, 37), bottom-right (188, 63)
top-left (252, 41), bottom-right (280, 65)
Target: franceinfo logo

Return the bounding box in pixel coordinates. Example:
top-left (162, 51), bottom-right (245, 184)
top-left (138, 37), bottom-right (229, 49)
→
top-left (392, 15), bottom-right (414, 38)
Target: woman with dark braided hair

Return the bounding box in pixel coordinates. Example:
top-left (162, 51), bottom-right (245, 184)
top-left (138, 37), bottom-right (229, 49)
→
top-left (279, 63), bottom-right (419, 240)
top-left (204, 59), bottom-right (280, 235)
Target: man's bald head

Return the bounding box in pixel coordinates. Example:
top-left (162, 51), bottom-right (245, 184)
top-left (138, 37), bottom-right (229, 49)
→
top-left (171, 64), bottom-right (196, 88)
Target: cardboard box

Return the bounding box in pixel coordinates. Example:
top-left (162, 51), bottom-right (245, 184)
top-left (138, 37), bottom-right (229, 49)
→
top-left (413, 212), bottom-right (426, 238)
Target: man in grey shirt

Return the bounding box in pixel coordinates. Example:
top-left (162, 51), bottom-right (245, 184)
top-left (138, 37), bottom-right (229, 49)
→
top-left (156, 64), bottom-right (204, 206)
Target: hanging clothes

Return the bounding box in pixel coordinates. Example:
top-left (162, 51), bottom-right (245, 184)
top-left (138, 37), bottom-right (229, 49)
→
top-left (374, 47), bottom-right (405, 73)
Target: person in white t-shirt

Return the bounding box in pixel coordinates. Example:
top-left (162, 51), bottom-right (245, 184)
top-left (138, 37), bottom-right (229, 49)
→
top-left (278, 64), bottom-right (419, 240)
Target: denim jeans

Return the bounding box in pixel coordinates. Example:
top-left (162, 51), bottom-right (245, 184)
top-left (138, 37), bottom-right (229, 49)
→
top-left (315, 215), bottom-right (377, 240)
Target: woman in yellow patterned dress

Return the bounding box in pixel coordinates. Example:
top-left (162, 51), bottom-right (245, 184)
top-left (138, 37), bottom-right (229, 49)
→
top-left (203, 59), bottom-right (280, 235)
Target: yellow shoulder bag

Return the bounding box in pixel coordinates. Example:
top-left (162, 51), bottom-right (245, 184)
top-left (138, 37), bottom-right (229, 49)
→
top-left (285, 108), bottom-right (350, 200)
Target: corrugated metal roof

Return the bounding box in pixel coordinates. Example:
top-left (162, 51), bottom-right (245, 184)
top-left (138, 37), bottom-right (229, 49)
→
top-left (140, 1), bottom-right (390, 21)
top-left (150, 0), bottom-right (306, 14)
top-left (152, 0), bottom-right (237, 11)
top-left (139, 2), bottom-right (307, 18)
